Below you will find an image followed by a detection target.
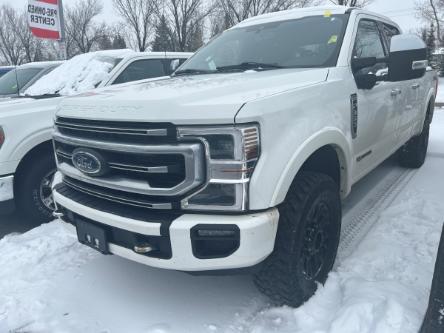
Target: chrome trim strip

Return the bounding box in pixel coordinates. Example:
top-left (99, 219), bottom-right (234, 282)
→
top-left (109, 163), bottom-right (170, 174)
top-left (56, 150), bottom-right (172, 174)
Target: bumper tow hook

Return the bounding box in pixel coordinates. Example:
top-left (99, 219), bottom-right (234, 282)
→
top-left (133, 244), bottom-right (155, 254)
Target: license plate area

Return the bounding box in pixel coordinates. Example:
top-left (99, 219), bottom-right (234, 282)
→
top-left (76, 219), bottom-right (109, 254)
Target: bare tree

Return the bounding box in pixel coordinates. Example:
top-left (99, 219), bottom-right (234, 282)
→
top-left (65, 0), bottom-right (104, 56)
top-left (213, 0), bottom-right (316, 31)
top-left (0, 5), bottom-right (24, 65)
top-left (329, 0), bottom-right (373, 7)
top-left (11, 11), bottom-right (45, 63)
top-left (416, 0), bottom-right (444, 44)
top-left (112, 0), bottom-right (158, 51)
top-left (161, 0), bottom-right (214, 51)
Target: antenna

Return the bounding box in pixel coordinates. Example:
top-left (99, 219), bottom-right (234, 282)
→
top-left (14, 66), bottom-right (20, 96)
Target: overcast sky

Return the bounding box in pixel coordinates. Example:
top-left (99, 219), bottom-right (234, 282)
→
top-left (1, 0), bottom-right (421, 33)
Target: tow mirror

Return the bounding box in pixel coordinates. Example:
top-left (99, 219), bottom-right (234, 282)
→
top-left (355, 73), bottom-right (378, 90)
top-left (351, 57), bottom-right (377, 72)
top-left (388, 34), bottom-right (427, 82)
top-left (352, 57), bottom-right (387, 90)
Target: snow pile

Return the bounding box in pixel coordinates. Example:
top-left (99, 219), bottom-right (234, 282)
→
top-left (24, 49), bottom-right (134, 96)
top-left (237, 196), bottom-right (442, 333)
top-left (0, 222), bottom-right (97, 333)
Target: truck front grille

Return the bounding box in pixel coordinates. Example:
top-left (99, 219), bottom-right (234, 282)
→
top-left (53, 117), bottom-right (206, 210)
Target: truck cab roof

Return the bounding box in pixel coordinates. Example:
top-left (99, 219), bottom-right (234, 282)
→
top-left (236, 5), bottom-right (397, 30)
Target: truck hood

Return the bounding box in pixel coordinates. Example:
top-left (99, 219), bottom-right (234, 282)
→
top-left (0, 96), bottom-right (60, 117)
top-left (58, 68), bottom-right (329, 124)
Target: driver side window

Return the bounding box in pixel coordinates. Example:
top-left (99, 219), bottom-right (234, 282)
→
top-left (353, 19), bottom-right (387, 75)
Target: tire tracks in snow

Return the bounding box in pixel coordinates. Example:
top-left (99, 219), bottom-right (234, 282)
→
top-left (337, 167), bottom-right (418, 263)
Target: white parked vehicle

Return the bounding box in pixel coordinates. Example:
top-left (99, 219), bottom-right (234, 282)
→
top-left (0, 50), bottom-right (192, 221)
top-left (0, 61), bottom-right (62, 98)
top-left (51, 6), bottom-right (437, 306)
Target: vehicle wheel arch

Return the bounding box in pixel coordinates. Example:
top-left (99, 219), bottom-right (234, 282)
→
top-left (13, 140), bottom-right (54, 194)
top-left (425, 95), bottom-right (435, 125)
top-left (270, 131), bottom-right (352, 206)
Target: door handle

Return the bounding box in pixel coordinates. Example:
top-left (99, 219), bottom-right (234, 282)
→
top-left (391, 89), bottom-right (401, 97)
top-left (412, 83), bottom-right (420, 90)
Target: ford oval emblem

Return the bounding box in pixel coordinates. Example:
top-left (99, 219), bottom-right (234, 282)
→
top-left (72, 148), bottom-right (108, 177)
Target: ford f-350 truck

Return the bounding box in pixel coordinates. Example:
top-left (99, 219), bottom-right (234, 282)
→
top-left (51, 6), bottom-right (437, 306)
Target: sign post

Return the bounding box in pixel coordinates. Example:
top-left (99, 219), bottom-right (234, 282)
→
top-left (27, 0), bottom-right (66, 59)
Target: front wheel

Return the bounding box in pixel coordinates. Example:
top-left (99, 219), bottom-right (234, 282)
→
top-left (254, 172), bottom-right (341, 307)
top-left (16, 155), bottom-right (56, 223)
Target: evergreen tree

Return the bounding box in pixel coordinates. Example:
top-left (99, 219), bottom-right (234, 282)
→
top-left (112, 34), bottom-right (127, 49)
top-left (186, 22), bottom-right (203, 52)
top-left (98, 35), bottom-right (113, 50)
top-left (421, 27), bottom-right (428, 45)
top-left (426, 22), bottom-right (437, 62)
top-left (152, 15), bottom-right (174, 52)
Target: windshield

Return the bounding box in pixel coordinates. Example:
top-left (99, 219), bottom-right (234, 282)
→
top-left (178, 15), bottom-right (347, 74)
top-left (0, 68), bottom-right (42, 95)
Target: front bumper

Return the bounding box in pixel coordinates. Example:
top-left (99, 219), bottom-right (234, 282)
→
top-left (0, 175), bottom-right (14, 215)
top-left (52, 174), bottom-right (279, 271)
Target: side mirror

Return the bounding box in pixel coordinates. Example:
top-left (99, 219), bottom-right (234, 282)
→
top-left (351, 57), bottom-right (377, 72)
top-left (351, 57), bottom-right (388, 89)
top-left (355, 73), bottom-right (378, 90)
top-left (170, 59), bottom-right (180, 73)
top-left (388, 34), bottom-right (428, 82)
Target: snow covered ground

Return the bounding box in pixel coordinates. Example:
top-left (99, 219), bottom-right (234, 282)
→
top-left (1, 112), bottom-right (444, 333)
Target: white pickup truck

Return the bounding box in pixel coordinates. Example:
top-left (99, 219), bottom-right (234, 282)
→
top-left (0, 50), bottom-right (191, 221)
top-left (51, 6), bottom-right (437, 306)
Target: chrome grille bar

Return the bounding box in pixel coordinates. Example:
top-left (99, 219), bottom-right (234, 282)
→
top-left (56, 150), bottom-right (171, 174)
top-left (55, 119), bottom-right (168, 136)
top-left (63, 177), bottom-right (172, 209)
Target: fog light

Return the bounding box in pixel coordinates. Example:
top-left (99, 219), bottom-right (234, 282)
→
top-left (191, 225), bottom-right (240, 259)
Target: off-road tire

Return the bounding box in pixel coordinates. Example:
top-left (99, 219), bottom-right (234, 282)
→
top-left (399, 121), bottom-right (430, 169)
top-left (254, 172), bottom-right (341, 307)
top-left (16, 155), bottom-right (56, 223)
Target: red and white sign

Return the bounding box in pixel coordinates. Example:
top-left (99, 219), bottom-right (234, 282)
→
top-left (27, 0), bottom-right (63, 40)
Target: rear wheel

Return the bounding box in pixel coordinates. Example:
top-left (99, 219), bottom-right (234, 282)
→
top-left (399, 121), bottom-right (430, 169)
top-left (16, 154), bottom-right (56, 223)
top-left (254, 172), bottom-right (341, 307)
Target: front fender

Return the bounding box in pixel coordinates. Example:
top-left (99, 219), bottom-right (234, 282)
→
top-left (11, 127), bottom-right (53, 162)
top-left (270, 128), bottom-right (352, 206)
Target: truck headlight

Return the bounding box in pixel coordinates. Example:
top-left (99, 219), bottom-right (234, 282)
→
top-left (178, 124), bottom-right (260, 211)
top-left (0, 127), bottom-right (4, 149)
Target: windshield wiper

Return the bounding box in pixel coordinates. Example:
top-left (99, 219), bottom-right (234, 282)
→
top-left (216, 62), bottom-right (284, 72)
top-left (26, 93), bottom-right (61, 99)
top-left (174, 69), bottom-right (215, 76)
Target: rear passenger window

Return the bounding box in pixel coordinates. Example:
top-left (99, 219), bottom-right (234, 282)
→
top-left (353, 20), bottom-right (386, 59)
top-left (112, 59), bottom-right (166, 85)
